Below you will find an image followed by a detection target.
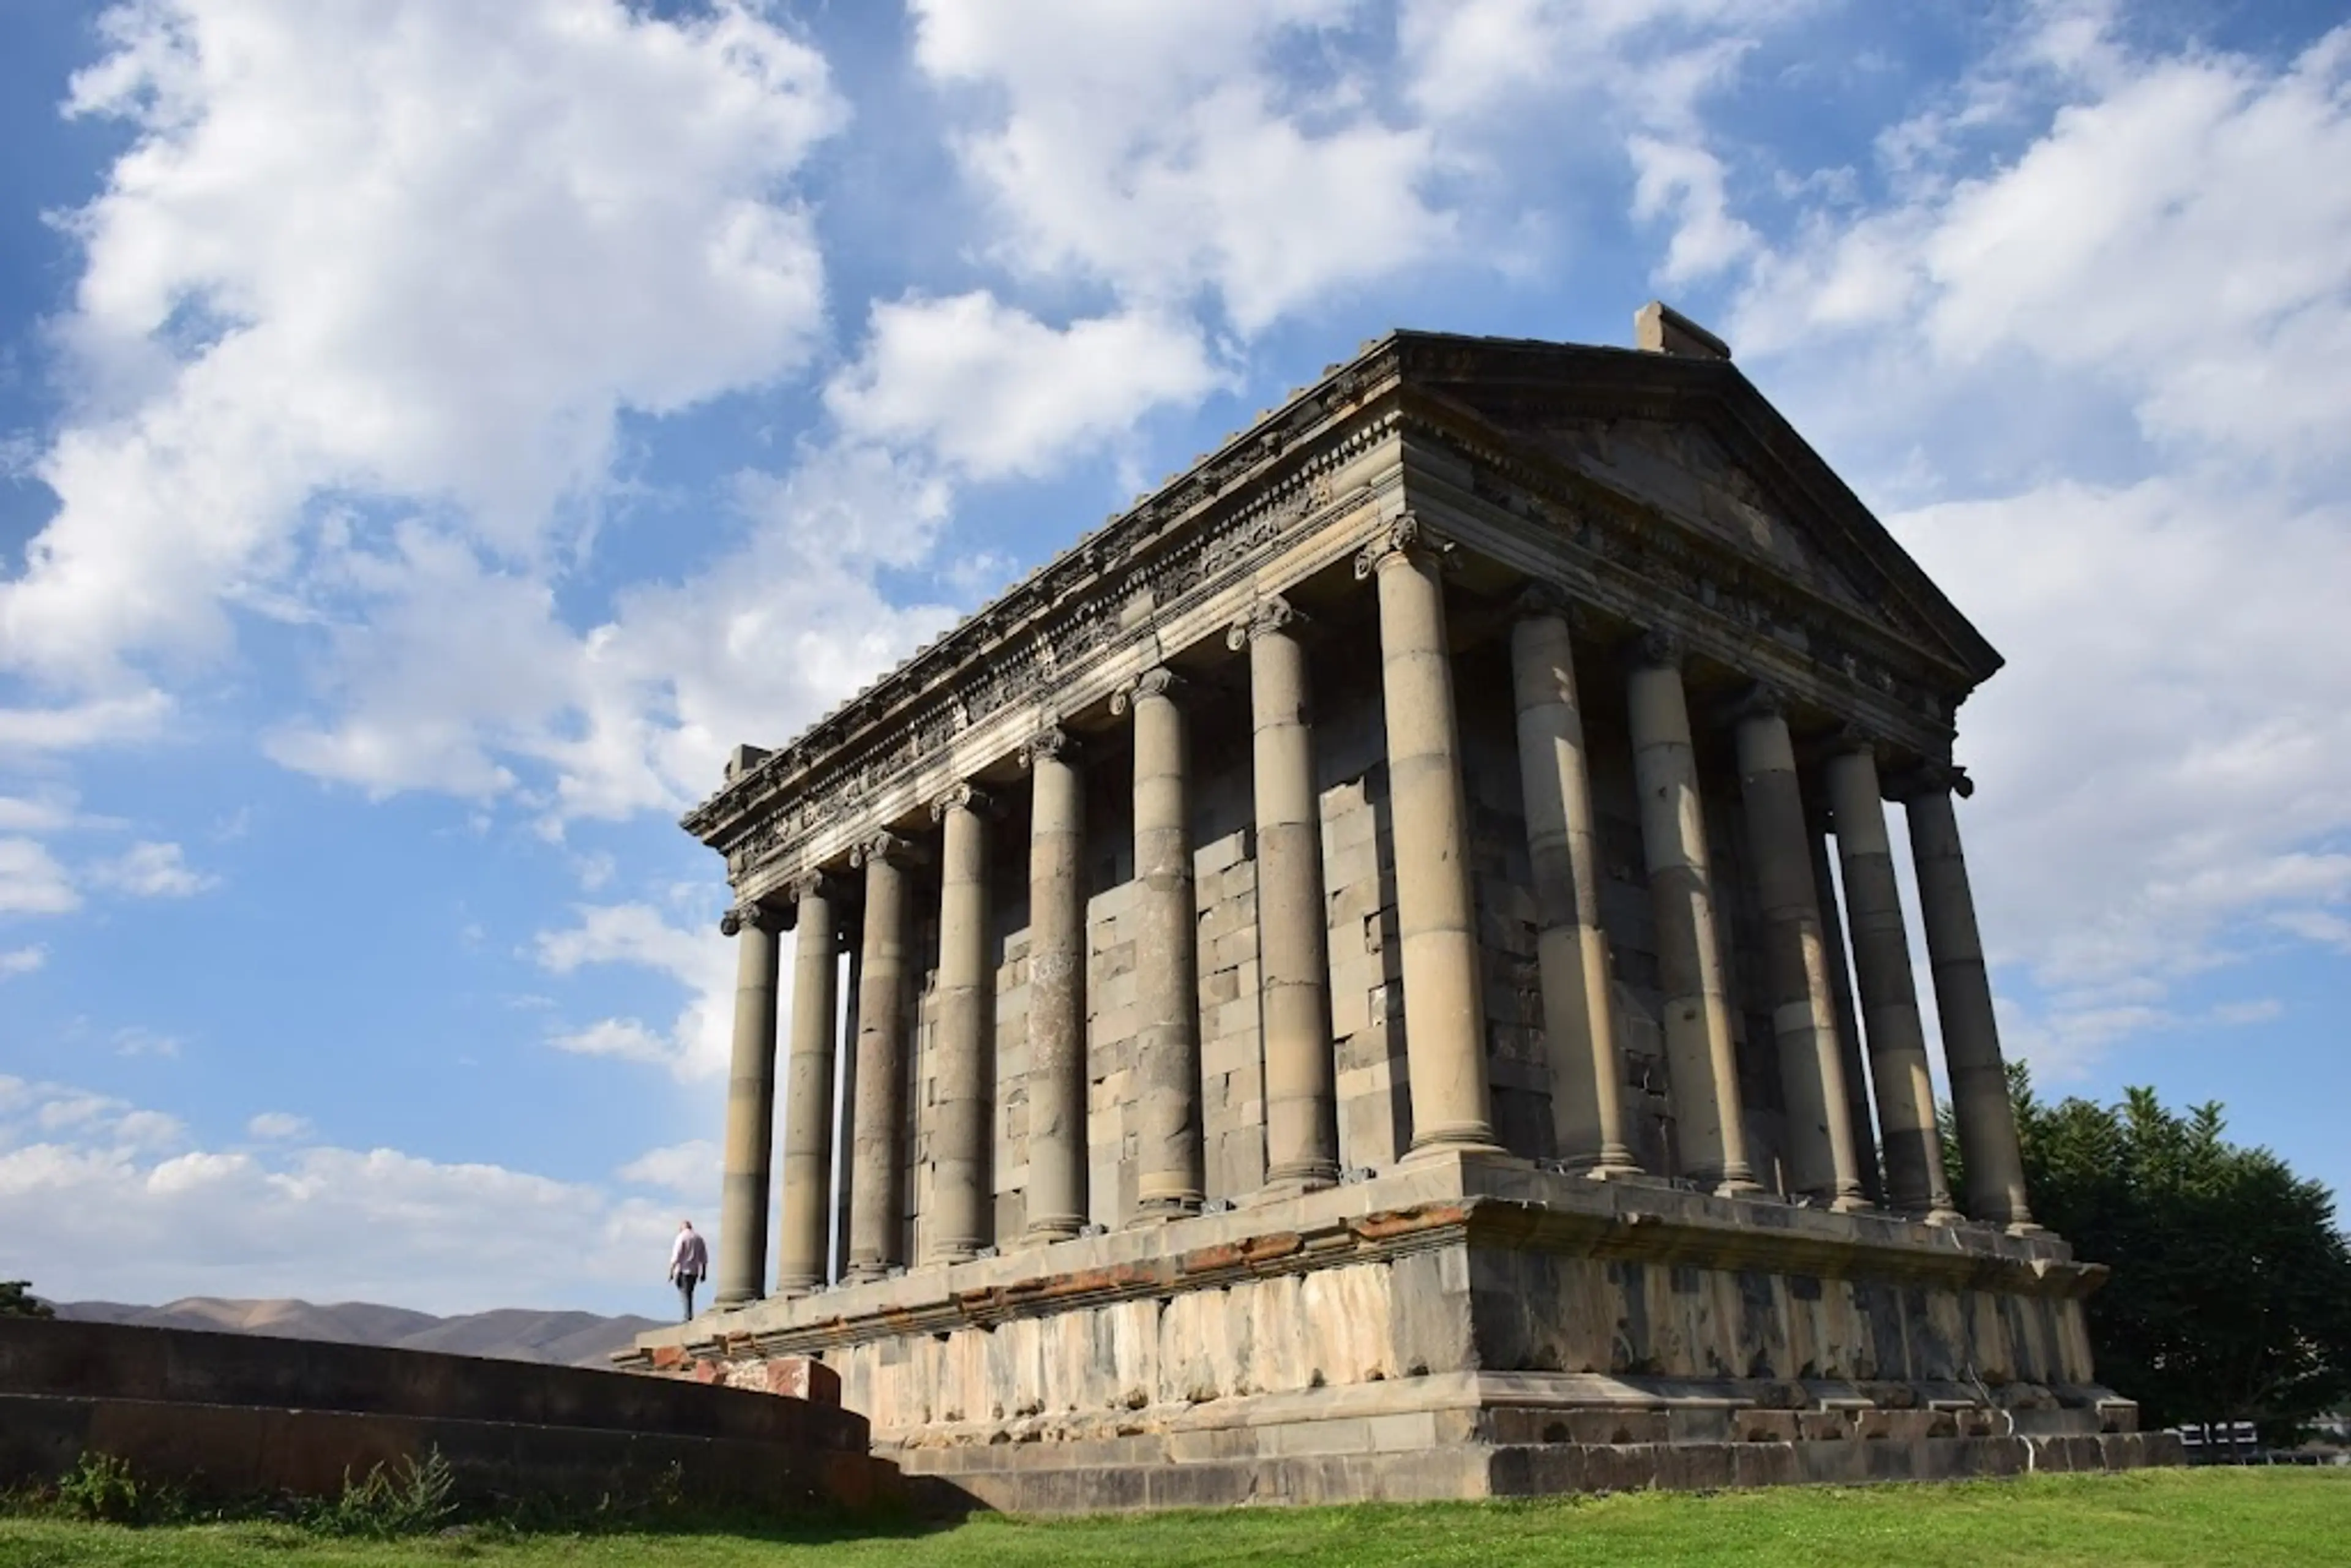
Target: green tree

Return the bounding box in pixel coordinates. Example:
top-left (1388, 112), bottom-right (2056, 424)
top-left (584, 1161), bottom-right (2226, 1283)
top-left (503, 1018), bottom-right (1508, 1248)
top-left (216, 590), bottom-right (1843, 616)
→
top-left (1999, 1071), bottom-right (2351, 1444)
top-left (0, 1280), bottom-right (54, 1318)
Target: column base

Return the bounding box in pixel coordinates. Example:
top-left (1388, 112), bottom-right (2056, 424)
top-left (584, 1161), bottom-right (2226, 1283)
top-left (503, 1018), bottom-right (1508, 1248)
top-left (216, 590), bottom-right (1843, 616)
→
top-left (1259, 1161), bottom-right (1341, 1198)
top-left (1025, 1218), bottom-right (1086, 1245)
top-left (1711, 1173), bottom-right (1766, 1198)
top-left (1828, 1193), bottom-right (1874, 1215)
top-left (1403, 1130), bottom-right (1509, 1161)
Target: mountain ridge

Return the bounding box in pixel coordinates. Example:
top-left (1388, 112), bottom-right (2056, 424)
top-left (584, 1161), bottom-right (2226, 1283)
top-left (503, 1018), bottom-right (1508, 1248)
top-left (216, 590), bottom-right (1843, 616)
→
top-left (50, 1296), bottom-right (664, 1368)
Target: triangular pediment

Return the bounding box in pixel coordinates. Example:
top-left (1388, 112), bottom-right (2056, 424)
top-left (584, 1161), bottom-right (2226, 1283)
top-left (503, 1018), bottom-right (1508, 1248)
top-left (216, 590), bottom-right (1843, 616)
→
top-left (1389, 333), bottom-right (2001, 687)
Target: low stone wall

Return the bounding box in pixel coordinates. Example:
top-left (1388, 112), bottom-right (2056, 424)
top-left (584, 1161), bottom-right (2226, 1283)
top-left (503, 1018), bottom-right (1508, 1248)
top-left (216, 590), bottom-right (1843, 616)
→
top-left (633, 1153), bottom-right (2181, 1510)
top-left (0, 1319), bottom-right (898, 1513)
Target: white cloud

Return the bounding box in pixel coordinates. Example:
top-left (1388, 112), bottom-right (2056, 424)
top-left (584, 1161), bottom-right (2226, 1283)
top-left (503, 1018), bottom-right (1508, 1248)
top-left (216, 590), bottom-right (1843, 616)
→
top-left (113, 1026), bottom-right (184, 1059)
top-left (913, 0), bottom-right (1452, 332)
top-left (0, 1076), bottom-right (672, 1313)
top-left (535, 902), bottom-right (741, 1081)
top-left (0, 946), bottom-right (46, 979)
top-left (4, 0), bottom-right (843, 692)
top-left (827, 294), bottom-right (1224, 481)
top-left (88, 840), bottom-right (216, 899)
top-left (617, 1138), bottom-right (720, 1201)
top-left (0, 692), bottom-right (170, 754)
top-left (244, 1111), bottom-right (312, 1141)
top-left (0, 839), bottom-right (79, 915)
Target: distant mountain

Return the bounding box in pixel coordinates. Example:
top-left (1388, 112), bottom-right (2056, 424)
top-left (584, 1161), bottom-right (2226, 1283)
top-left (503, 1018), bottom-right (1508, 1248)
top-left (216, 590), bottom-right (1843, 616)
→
top-left (51, 1297), bottom-right (664, 1368)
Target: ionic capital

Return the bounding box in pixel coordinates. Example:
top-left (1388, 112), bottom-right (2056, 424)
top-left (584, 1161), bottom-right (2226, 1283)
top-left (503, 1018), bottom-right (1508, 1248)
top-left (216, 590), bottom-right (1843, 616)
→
top-left (850, 829), bottom-right (924, 869)
top-left (1226, 595), bottom-right (1302, 651)
top-left (1509, 580), bottom-right (1575, 625)
top-left (1886, 759), bottom-right (1972, 802)
top-left (931, 781), bottom-right (995, 822)
top-left (720, 901), bottom-right (782, 937)
top-left (1632, 628), bottom-right (1685, 671)
top-left (1352, 512), bottom-right (1450, 580)
top-left (1725, 681), bottom-right (1788, 727)
top-left (1021, 723), bottom-right (1078, 771)
top-left (1110, 666), bottom-right (1183, 716)
top-left (787, 868), bottom-right (847, 906)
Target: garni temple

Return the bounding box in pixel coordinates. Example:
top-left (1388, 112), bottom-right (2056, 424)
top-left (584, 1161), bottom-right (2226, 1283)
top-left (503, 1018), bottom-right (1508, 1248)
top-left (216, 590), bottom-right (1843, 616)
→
top-left (623, 305), bottom-right (2176, 1509)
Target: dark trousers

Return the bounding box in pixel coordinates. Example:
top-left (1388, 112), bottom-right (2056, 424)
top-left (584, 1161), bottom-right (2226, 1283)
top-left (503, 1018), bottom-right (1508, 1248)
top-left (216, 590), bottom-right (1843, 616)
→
top-left (675, 1273), bottom-right (700, 1320)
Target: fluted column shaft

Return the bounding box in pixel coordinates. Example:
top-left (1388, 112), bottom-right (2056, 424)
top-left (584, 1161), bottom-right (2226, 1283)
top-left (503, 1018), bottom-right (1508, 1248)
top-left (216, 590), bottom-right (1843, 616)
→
top-left (1235, 601), bottom-right (1340, 1190)
top-left (846, 836), bottom-right (915, 1279)
top-left (1732, 703), bottom-right (1866, 1210)
top-left (926, 789), bottom-right (992, 1263)
top-left (1023, 730), bottom-right (1088, 1240)
top-left (1625, 641), bottom-right (1758, 1193)
top-left (1127, 670), bottom-right (1205, 1217)
top-left (776, 876), bottom-right (841, 1294)
top-left (714, 903), bottom-right (781, 1307)
top-left (1825, 747), bottom-right (1957, 1221)
top-left (1809, 822), bottom-right (1883, 1205)
top-left (1508, 600), bottom-right (1637, 1174)
top-left (1360, 521), bottom-right (1498, 1155)
top-left (1904, 783), bottom-right (2035, 1230)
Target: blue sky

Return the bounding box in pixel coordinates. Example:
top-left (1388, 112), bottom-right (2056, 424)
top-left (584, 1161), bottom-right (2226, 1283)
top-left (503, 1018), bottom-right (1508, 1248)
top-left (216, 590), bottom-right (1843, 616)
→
top-left (2, 0), bottom-right (2345, 1316)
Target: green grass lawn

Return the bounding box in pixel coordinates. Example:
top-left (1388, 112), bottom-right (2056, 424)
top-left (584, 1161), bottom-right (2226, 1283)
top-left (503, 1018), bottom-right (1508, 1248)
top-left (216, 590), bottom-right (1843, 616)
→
top-left (2, 1469), bottom-right (2344, 1568)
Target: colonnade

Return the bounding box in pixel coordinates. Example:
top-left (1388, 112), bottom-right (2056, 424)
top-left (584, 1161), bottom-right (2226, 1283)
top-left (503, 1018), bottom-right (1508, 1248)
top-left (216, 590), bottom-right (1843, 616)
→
top-left (710, 522), bottom-right (2036, 1308)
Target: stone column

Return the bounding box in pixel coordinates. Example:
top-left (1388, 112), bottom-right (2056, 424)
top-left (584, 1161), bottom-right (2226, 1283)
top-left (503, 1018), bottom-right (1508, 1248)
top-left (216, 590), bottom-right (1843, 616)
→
top-left (1625, 634), bottom-right (1759, 1194)
top-left (1902, 778), bottom-right (2036, 1231)
top-left (1022, 726), bottom-right (1088, 1240)
top-left (1730, 692), bottom-right (1866, 1210)
top-left (1231, 598), bottom-right (1340, 1191)
top-left (1507, 591), bottom-right (1637, 1175)
top-left (925, 784), bottom-right (993, 1264)
top-left (1809, 820), bottom-right (1883, 1206)
top-left (776, 872), bottom-right (842, 1295)
top-left (1824, 743), bottom-right (1957, 1222)
top-left (714, 901), bottom-right (782, 1307)
top-left (846, 830), bottom-right (918, 1280)
top-left (1356, 517), bottom-right (1499, 1156)
top-left (1119, 668), bottom-right (1205, 1217)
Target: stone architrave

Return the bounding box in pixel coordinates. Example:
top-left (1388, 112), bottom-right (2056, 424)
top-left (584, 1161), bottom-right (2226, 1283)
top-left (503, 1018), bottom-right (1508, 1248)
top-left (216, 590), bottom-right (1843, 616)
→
top-left (1901, 776), bottom-right (2036, 1231)
top-left (1021, 726), bottom-right (1088, 1240)
top-left (1117, 668), bottom-right (1206, 1218)
top-left (1729, 689), bottom-right (1865, 1210)
top-left (1825, 743), bottom-right (1957, 1223)
top-left (1356, 516), bottom-right (1499, 1156)
top-left (926, 784), bottom-right (994, 1264)
top-left (1231, 598), bottom-right (1340, 1190)
top-left (714, 901), bottom-right (782, 1307)
top-left (846, 831), bottom-right (920, 1279)
top-left (775, 871), bottom-right (842, 1295)
top-left (1625, 633), bottom-right (1758, 1194)
top-left (1507, 590), bottom-right (1637, 1175)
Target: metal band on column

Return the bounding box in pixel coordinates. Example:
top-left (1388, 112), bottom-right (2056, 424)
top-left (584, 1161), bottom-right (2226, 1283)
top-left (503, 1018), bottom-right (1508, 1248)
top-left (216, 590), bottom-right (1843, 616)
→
top-left (1356, 516), bottom-right (1500, 1157)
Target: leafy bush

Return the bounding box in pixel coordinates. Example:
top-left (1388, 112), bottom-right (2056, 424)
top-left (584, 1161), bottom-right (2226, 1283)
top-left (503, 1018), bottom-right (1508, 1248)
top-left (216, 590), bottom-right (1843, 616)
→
top-left (300, 1450), bottom-right (459, 1537)
top-left (0, 1280), bottom-right (53, 1318)
top-left (52, 1451), bottom-right (186, 1525)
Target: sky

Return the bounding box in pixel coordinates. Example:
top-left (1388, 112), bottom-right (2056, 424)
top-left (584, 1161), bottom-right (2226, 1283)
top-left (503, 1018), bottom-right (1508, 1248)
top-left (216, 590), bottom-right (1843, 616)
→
top-left (1, 0), bottom-right (2345, 1318)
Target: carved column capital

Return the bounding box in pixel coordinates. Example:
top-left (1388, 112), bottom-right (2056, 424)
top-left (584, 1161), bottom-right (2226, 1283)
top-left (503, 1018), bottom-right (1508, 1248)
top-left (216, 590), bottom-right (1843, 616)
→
top-left (1725, 681), bottom-right (1788, 727)
top-left (1110, 666), bottom-right (1184, 716)
top-left (1509, 580), bottom-right (1574, 623)
top-left (1352, 512), bottom-right (1450, 580)
top-left (1226, 594), bottom-right (1302, 651)
top-left (1021, 723), bottom-right (1078, 770)
top-left (720, 901), bottom-right (782, 937)
top-left (1886, 759), bottom-right (1973, 802)
top-left (850, 829), bottom-right (924, 869)
top-left (787, 868), bottom-right (847, 906)
top-left (931, 781), bottom-right (994, 822)
top-left (1632, 627), bottom-right (1685, 671)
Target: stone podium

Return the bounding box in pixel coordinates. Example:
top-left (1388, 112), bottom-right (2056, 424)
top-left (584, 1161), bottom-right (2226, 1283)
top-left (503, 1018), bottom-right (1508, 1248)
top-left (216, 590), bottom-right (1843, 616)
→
top-left (622, 305), bottom-right (2176, 1509)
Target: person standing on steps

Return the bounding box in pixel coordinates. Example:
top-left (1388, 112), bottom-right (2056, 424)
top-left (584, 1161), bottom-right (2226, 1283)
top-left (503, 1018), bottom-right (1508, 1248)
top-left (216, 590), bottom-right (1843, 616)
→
top-left (667, 1218), bottom-right (708, 1320)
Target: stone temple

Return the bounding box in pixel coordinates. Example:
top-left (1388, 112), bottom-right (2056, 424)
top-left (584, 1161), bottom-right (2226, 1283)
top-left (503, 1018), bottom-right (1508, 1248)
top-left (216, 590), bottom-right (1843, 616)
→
top-left (626, 306), bottom-right (2175, 1509)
